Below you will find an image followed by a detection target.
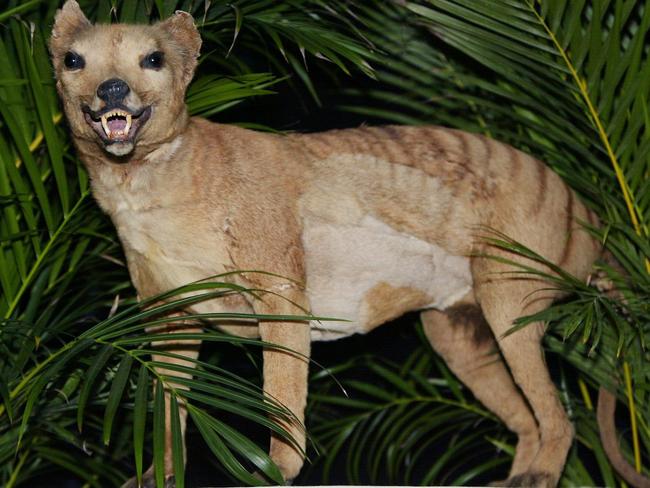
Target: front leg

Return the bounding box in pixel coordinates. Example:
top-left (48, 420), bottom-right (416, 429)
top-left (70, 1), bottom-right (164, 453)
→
top-left (254, 287), bottom-right (311, 482)
top-left (122, 315), bottom-right (201, 488)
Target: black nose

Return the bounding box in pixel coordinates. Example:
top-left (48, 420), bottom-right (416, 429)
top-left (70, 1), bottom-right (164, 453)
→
top-left (96, 78), bottom-right (130, 104)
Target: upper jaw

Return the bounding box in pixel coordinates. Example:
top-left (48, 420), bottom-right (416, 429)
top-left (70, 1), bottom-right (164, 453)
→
top-left (82, 103), bottom-right (152, 150)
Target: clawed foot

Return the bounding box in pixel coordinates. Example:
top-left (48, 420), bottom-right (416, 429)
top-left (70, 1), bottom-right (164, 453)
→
top-left (488, 479), bottom-right (508, 487)
top-left (492, 471), bottom-right (555, 488)
top-left (253, 470), bottom-right (292, 485)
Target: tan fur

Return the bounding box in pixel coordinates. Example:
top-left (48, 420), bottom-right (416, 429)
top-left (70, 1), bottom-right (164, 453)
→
top-left (51, 3), bottom-right (607, 487)
top-left (361, 282), bottom-right (432, 331)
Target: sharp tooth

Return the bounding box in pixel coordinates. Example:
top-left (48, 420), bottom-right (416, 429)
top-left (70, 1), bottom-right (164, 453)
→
top-left (125, 114), bottom-right (132, 135)
top-left (101, 114), bottom-right (110, 137)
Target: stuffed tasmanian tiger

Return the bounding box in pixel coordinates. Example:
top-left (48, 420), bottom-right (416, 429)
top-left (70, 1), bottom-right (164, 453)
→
top-left (49, 1), bottom-right (648, 487)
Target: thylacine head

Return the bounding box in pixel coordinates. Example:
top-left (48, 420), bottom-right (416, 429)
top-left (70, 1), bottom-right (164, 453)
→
top-left (49, 0), bottom-right (201, 159)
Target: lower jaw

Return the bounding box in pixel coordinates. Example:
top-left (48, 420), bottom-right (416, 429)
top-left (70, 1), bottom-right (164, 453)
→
top-left (104, 140), bottom-right (135, 157)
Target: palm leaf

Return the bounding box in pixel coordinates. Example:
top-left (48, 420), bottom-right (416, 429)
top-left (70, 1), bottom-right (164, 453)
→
top-left (0, 0), bottom-right (375, 485)
top-left (324, 0), bottom-right (649, 483)
top-left (306, 343), bottom-right (509, 485)
top-left (2, 0), bottom-right (648, 486)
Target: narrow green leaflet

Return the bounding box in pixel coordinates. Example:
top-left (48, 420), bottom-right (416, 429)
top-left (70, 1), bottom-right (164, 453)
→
top-left (77, 344), bottom-right (113, 432)
top-left (133, 365), bottom-right (149, 486)
top-left (169, 398), bottom-right (185, 488)
top-left (153, 380), bottom-right (166, 488)
top-left (102, 354), bottom-right (133, 445)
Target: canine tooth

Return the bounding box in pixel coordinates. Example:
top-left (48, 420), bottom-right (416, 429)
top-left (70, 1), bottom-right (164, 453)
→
top-left (101, 115), bottom-right (110, 136)
top-left (125, 114), bottom-right (132, 135)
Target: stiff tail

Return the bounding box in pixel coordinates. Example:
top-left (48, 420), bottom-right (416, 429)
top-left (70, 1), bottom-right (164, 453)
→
top-left (592, 249), bottom-right (649, 487)
top-left (597, 387), bottom-right (650, 488)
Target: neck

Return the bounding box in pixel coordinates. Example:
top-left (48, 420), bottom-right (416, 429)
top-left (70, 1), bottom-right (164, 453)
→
top-left (73, 115), bottom-right (190, 183)
top-left (73, 128), bottom-right (187, 218)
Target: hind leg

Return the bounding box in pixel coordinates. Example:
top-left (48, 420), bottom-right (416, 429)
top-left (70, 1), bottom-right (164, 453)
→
top-left (422, 292), bottom-right (540, 479)
top-left (473, 261), bottom-right (573, 487)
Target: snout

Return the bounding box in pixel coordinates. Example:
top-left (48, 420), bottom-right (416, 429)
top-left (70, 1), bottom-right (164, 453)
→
top-left (81, 78), bottom-right (152, 153)
top-left (97, 78), bottom-right (130, 105)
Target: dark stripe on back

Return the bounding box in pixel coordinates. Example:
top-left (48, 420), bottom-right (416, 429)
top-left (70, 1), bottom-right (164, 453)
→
top-left (426, 127), bottom-right (450, 160)
top-left (474, 134), bottom-right (493, 176)
top-left (378, 125), bottom-right (402, 141)
top-left (457, 131), bottom-right (470, 165)
top-left (381, 126), bottom-right (416, 166)
top-left (302, 135), bottom-right (331, 159)
top-left (354, 126), bottom-right (391, 162)
top-left (449, 130), bottom-right (474, 177)
top-left (372, 126), bottom-right (404, 163)
top-left (531, 161), bottom-right (548, 215)
top-left (335, 130), bottom-right (369, 156)
top-left (507, 146), bottom-right (522, 179)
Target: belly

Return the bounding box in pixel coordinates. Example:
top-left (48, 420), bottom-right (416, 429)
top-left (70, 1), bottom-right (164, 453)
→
top-left (304, 215), bottom-right (473, 341)
top-left (117, 213), bottom-right (263, 337)
top-left (118, 209), bottom-right (472, 342)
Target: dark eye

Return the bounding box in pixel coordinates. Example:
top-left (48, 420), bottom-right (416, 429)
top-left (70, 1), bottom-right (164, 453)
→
top-left (141, 51), bottom-right (164, 70)
top-left (64, 51), bottom-right (85, 70)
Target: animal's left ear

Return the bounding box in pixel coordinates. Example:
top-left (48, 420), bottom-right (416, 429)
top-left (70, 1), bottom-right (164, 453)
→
top-left (49, 0), bottom-right (91, 59)
top-left (158, 11), bottom-right (202, 87)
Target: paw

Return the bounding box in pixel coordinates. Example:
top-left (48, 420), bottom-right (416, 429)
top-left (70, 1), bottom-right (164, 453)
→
top-left (501, 471), bottom-right (555, 488)
top-left (121, 472), bottom-right (175, 488)
top-left (270, 438), bottom-right (304, 482)
top-left (275, 459), bottom-right (301, 484)
top-left (487, 479), bottom-right (508, 487)
top-left (253, 470), bottom-right (294, 485)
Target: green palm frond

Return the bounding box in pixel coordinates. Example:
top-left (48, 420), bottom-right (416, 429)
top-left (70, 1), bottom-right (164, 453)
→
top-left (325, 0), bottom-right (649, 484)
top-left (2, 0), bottom-right (649, 486)
top-left (347, 1), bottom-right (649, 224)
top-left (401, 0), bottom-right (647, 232)
top-left (0, 287), bottom-right (300, 486)
top-left (84, 0), bottom-right (376, 105)
top-left (0, 1), bottom-right (375, 486)
top-left (304, 324), bottom-right (626, 486)
top-left (306, 346), bottom-right (509, 485)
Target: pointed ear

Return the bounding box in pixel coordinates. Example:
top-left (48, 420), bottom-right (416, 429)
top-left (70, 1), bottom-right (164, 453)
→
top-left (158, 11), bottom-right (202, 86)
top-left (49, 0), bottom-right (91, 58)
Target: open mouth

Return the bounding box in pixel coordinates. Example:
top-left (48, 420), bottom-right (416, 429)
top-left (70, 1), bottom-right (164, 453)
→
top-left (82, 104), bottom-right (152, 145)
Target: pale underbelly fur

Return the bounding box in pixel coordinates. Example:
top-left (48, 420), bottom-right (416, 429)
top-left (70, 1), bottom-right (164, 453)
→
top-left (303, 215), bottom-right (472, 341)
top-left (121, 214), bottom-right (472, 342)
